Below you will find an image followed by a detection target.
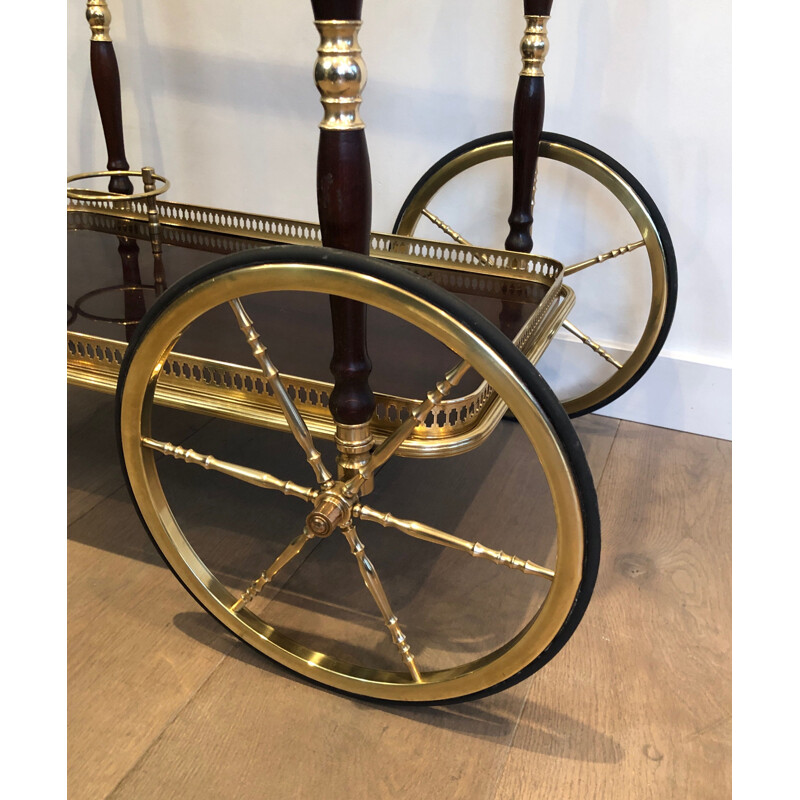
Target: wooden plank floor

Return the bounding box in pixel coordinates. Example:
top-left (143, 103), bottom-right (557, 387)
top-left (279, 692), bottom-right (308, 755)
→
top-left (67, 386), bottom-right (731, 800)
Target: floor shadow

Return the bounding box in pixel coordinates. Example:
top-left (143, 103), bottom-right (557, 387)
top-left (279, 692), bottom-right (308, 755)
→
top-left (172, 609), bottom-right (623, 763)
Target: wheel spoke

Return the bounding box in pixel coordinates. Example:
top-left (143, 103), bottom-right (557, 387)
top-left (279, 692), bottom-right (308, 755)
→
top-left (231, 528), bottom-right (316, 612)
top-left (563, 239), bottom-right (645, 276)
top-left (340, 523), bottom-right (422, 682)
top-left (420, 208), bottom-right (489, 265)
top-left (229, 298), bottom-right (333, 485)
top-left (561, 319), bottom-right (623, 370)
top-left (354, 503), bottom-right (555, 580)
top-left (343, 359), bottom-right (472, 495)
top-left (421, 208), bottom-right (471, 247)
top-left (142, 437), bottom-right (320, 502)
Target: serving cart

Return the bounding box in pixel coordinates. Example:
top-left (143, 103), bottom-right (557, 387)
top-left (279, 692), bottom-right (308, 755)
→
top-left (67, 0), bottom-right (677, 702)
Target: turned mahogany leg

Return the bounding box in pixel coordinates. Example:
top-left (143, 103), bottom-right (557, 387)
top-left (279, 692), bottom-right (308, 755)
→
top-left (86, 1), bottom-right (134, 194)
top-left (85, 1), bottom-right (145, 339)
top-left (312, 1), bottom-right (375, 428)
top-left (501, 0), bottom-right (553, 338)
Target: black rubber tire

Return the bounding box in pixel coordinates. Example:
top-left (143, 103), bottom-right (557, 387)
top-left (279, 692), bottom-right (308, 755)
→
top-left (116, 244), bottom-right (601, 704)
top-left (393, 130), bottom-right (678, 418)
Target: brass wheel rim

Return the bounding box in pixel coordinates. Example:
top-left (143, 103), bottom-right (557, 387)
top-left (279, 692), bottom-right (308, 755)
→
top-left (119, 261), bottom-right (586, 701)
top-left (395, 139), bottom-right (670, 416)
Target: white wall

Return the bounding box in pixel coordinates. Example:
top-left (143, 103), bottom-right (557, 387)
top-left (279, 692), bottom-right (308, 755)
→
top-left (67, 0), bottom-right (732, 439)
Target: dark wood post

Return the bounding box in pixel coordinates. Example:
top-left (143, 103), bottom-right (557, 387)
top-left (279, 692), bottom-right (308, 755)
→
top-left (86, 1), bottom-right (134, 194)
top-left (85, 2), bottom-right (144, 340)
top-left (119, 236), bottom-right (147, 342)
top-left (501, 0), bottom-right (553, 337)
top-left (311, 1), bottom-right (375, 427)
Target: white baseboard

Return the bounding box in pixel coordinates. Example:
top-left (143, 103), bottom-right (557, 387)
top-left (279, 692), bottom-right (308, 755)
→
top-left (538, 335), bottom-right (732, 440)
top-left (590, 351), bottom-right (732, 440)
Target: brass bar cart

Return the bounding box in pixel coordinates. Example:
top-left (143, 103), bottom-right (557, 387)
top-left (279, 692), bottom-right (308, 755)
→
top-left (68, 0), bottom-right (676, 702)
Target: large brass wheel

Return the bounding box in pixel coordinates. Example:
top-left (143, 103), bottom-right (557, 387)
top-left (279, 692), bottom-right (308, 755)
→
top-left (394, 131), bottom-right (677, 417)
top-left (117, 246), bottom-right (599, 702)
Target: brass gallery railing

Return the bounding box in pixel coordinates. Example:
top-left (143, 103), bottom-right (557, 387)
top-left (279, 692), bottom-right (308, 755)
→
top-left (67, 199), bottom-right (573, 457)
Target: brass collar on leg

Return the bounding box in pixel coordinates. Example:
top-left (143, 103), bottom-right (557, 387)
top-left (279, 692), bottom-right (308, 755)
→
top-left (314, 20), bottom-right (367, 130)
top-left (335, 421), bottom-right (374, 495)
top-left (520, 16), bottom-right (549, 77)
top-left (305, 422), bottom-right (375, 535)
top-left (86, 0), bottom-right (112, 42)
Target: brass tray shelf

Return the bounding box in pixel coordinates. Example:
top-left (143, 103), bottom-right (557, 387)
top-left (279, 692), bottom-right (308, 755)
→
top-left (67, 198), bottom-right (573, 457)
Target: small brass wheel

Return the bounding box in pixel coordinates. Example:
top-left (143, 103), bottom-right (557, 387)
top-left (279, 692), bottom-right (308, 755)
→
top-left (394, 131), bottom-right (678, 417)
top-left (117, 246), bottom-right (599, 702)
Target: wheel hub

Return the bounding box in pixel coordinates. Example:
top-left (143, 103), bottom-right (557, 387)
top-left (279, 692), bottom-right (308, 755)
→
top-left (305, 484), bottom-right (354, 537)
